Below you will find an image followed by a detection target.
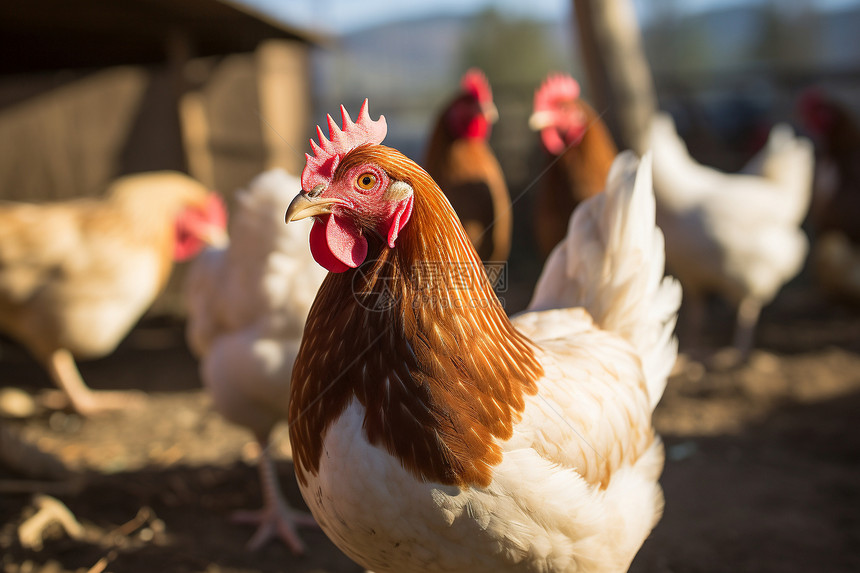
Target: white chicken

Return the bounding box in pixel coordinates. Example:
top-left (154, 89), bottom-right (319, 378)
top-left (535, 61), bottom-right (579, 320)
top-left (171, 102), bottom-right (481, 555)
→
top-left (649, 113), bottom-right (814, 360)
top-left (185, 169), bottom-right (326, 553)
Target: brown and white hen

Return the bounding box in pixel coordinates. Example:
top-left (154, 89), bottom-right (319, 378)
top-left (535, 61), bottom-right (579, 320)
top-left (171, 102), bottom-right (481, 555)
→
top-left (284, 101), bottom-right (680, 573)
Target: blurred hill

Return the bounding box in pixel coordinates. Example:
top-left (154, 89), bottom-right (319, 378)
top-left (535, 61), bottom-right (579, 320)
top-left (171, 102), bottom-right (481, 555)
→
top-left (645, 3), bottom-right (860, 75)
top-left (312, 10), bottom-right (573, 160)
top-left (307, 2), bottom-right (860, 168)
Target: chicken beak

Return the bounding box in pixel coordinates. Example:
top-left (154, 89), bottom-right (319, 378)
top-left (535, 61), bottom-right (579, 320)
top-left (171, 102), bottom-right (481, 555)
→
top-left (483, 102), bottom-right (499, 124)
top-left (199, 224), bottom-right (229, 248)
top-left (285, 192), bottom-right (344, 223)
top-left (528, 110), bottom-right (554, 131)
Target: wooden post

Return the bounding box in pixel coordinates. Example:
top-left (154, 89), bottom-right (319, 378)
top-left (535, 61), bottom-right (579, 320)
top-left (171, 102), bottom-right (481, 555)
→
top-left (256, 39), bottom-right (311, 176)
top-left (165, 28), bottom-right (196, 174)
top-left (573, 0), bottom-right (657, 154)
top-left (573, 0), bottom-right (618, 140)
top-left (179, 90), bottom-right (215, 188)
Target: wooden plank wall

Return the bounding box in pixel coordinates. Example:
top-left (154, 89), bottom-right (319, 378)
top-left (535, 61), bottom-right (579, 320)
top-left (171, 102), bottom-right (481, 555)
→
top-left (0, 67), bottom-right (151, 201)
top-left (0, 39), bottom-right (312, 316)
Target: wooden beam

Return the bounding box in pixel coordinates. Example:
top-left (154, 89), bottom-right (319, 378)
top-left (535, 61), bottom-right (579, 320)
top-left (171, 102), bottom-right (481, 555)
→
top-left (256, 39), bottom-right (310, 175)
top-left (179, 90), bottom-right (215, 188)
top-left (573, 0), bottom-right (657, 154)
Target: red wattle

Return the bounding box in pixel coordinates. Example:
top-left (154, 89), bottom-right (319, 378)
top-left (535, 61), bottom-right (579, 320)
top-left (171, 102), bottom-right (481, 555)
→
top-left (463, 116), bottom-right (490, 139)
top-left (309, 213), bottom-right (368, 273)
top-left (541, 128), bottom-right (566, 155)
top-left (387, 196), bottom-right (414, 248)
top-left (173, 233), bottom-right (203, 262)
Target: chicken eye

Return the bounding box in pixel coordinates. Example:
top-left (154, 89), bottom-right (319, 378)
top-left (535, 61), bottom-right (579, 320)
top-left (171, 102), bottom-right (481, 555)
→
top-left (356, 172), bottom-right (377, 190)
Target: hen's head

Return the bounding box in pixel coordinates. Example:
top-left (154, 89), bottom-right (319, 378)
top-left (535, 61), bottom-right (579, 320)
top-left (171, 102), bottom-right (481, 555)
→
top-left (529, 73), bottom-right (588, 155)
top-left (441, 68), bottom-right (499, 140)
top-left (107, 171), bottom-right (227, 262)
top-left (174, 191), bottom-right (228, 261)
top-left (287, 100), bottom-right (417, 273)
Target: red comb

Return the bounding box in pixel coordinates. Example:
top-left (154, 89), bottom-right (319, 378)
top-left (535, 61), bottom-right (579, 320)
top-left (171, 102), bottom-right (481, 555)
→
top-left (461, 68), bottom-right (493, 105)
top-left (302, 99), bottom-right (388, 192)
top-left (534, 73), bottom-right (581, 113)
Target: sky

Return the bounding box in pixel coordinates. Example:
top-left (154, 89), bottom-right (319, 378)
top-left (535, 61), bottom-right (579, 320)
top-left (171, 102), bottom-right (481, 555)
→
top-left (241, 0), bottom-right (565, 33)
top-left (238, 0), bottom-right (860, 34)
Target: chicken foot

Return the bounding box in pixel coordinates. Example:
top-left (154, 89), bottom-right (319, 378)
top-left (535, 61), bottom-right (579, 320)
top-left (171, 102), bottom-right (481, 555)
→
top-left (231, 438), bottom-right (317, 554)
top-left (45, 349), bottom-right (145, 416)
top-left (705, 297), bottom-right (763, 370)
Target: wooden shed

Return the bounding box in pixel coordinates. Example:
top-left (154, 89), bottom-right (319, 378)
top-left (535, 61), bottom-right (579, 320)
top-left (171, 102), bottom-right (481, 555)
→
top-left (0, 0), bottom-right (323, 201)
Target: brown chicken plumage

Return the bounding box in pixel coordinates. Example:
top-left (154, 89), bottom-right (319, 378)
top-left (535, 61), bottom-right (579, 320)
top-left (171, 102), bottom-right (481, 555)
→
top-left (424, 69), bottom-right (511, 262)
top-left (799, 89), bottom-right (860, 243)
top-left (529, 73), bottom-right (617, 259)
top-left (0, 171), bottom-right (226, 415)
top-left (799, 90), bottom-right (860, 303)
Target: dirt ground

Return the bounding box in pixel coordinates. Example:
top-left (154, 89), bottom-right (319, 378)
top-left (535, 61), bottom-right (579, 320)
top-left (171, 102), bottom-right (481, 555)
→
top-left (1, 276), bottom-right (859, 573)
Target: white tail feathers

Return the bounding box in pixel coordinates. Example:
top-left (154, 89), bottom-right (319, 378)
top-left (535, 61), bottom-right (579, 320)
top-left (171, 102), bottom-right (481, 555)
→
top-left (528, 152), bottom-right (681, 408)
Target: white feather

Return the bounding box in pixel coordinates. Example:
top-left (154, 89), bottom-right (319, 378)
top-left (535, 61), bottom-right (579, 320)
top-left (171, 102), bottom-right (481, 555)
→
top-left (527, 152), bottom-right (682, 408)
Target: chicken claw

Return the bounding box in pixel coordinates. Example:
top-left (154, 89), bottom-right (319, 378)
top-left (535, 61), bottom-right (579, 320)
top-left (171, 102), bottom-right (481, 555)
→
top-left (232, 502), bottom-right (317, 554)
top-left (68, 389), bottom-right (147, 416)
top-left (232, 444), bottom-right (317, 554)
top-left (45, 349), bottom-right (146, 416)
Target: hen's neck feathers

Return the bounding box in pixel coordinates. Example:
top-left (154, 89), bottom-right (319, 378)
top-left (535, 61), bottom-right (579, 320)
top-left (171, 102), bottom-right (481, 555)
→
top-left (556, 101), bottom-right (618, 199)
top-left (290, 146), bottom-right (543, 488)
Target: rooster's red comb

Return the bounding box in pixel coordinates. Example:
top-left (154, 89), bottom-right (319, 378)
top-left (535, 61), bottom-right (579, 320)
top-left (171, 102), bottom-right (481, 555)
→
top-left (461, 68), bottom-right (493, 105)
top-left (534, 73), bottom-right (581, 113)
top-left (302, 99), bottom-right (388, 192)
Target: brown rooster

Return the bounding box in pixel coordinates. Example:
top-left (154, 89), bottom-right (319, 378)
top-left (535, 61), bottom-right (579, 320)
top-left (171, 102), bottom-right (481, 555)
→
top-left (424, 68), bottom-right (511, 262)
top-left (0, 172), bottom-right (227, 415)
top-left (528, 73), bottom-right (617, 259)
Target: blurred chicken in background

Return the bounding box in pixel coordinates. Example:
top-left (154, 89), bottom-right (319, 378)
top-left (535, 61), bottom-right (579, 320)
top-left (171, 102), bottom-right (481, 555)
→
top-left (0, 172), bottom-right (226, 415)
top-left (813, 233), bottom-right (860, 304)
top-left (799, 89), bottom-right (860, 242)
top-left (649, 113), bottom-right (814, 363)
top-left (424, 68), bottom-right (512, 262)
top-left (799, 89), bottom-right (860, 304)
top-left (185, 169), bottom-right (325, 553)
top-left (528, 73), bottom-right (618, 259)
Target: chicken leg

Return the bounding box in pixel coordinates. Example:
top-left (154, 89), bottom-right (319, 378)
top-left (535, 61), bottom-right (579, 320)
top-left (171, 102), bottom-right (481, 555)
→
top-left (706, 297), bottom-right (763, 371)
top-left (45, 349), bottom-right (145, 416)
top-left (732, 296), bottom-right (762, 361)
top-left (231, 438), bottom-right (317, 554)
